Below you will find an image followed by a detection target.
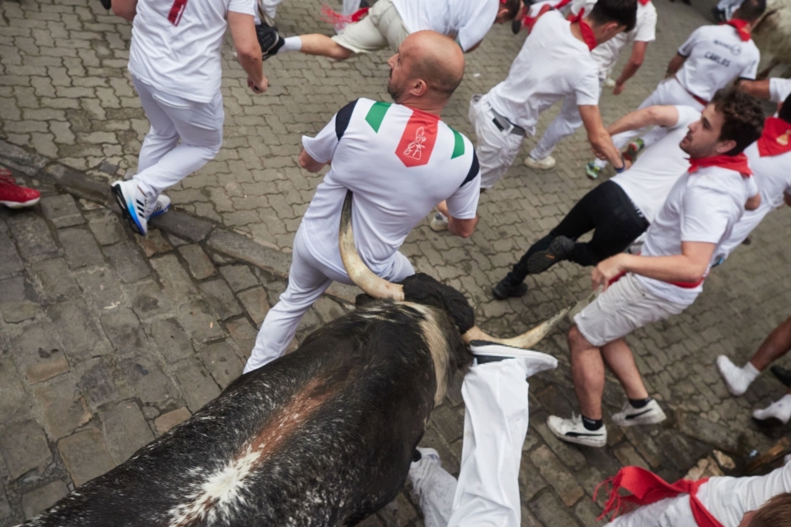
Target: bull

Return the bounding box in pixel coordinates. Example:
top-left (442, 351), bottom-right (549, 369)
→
top-left (21, 192), bottom-right (571, 527)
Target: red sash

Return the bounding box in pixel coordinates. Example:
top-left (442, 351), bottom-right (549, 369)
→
top-left (757, 116), bottom-right (791, 157)
top-left (596, 466), bottom-right (724, 527)
top-left (567, 8), bottom-right (597, 51)
top-left (725, 19), bottom-right (751, 42)
top-left (688, 153), bottom-right (752, 177)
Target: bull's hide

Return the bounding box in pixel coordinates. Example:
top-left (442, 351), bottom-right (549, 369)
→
top-left (23, 298), bottom-right (468, 527)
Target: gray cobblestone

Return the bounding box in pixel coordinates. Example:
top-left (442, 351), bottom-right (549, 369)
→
top-left (21, 481), bottom-right (68, 520)
top-left (0, 420), bottom-right (51, 480)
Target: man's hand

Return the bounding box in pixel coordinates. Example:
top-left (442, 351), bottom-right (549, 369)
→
top-left (592, 254), bottom-right (626, 291)
top-left (248, 76), bottom-right (268, 94)
top-left (613, 81), bottom-right (626, 96)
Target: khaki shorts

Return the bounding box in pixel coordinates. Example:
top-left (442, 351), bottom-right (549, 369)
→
top-left (332, 0), bottom-right (410, 54)
top-left (574, 273), bottom-right (688, 347)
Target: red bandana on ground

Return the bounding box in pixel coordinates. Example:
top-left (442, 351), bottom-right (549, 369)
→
top-left (688, 152), bottom-right (752, 177)
top-left (568, 8), bottom-right (597, 51)
top-left (757, 116), bottom-right (791, 157)
top-left (396, 108), bottom-right (439, 168)
top-left (725, 19), bottom-right (751, 41)
top-left (595, 466), bottom-right (724, 527)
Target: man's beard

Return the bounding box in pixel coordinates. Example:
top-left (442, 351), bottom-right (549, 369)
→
top-left (387, 80), bottom-right (403, 102)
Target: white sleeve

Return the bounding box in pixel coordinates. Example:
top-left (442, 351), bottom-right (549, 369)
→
top-left (574, 68), bottom-right (601, 106)
top-left (680, 186), bottom-right (733, 244)
top-left (740, 48), bottom-right (760, 80)
top-left (633, 6), bottom-right (657, 42)
top-left (302, 115), bottom-right (339, 164)
top-left (677, 27), bottom-right (701, 57)
top-left (672, 105), bottom-right (700, 129)
top-left (456, 8), bottom-right (496, 52)
top-left (745, 176), bottom-right (759, 198)
top-left (228, 0), bottom-right (255, 16)
top-left (769, 78), bottom-right (791, 103)
top-left (446, 153), bottom-right (481, 220)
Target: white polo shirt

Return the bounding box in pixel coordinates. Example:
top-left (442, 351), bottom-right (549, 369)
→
top-left (128, 0), bottom-right (254, 103)
top-left (770, 77), bottom-right (791, 103)
top-left (637, 164), bottom-right (757, 304)
top-left (487, 10), bottom-right (600, 135)
top-left (392, 0), bottom-right (500, 52)
top-left (612, 105), bottom-right (700, 223)
top-left (301, 98), bottom-right (480, 277)
top-left (675, 23), bottom-right (760, 102)
top-left (592, 1), bottom-right (657, 81)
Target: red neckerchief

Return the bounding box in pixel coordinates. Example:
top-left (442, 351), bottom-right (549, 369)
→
top-left (595, 467), bottom-right (724, 527)
top-left (567, 8), bottom-right (597, 51)
top-left (638, 0), bottom-right (650, 5)
top-left (688, 152), bottom-right (752, 177)
top-left (521, 3), bottom-right (554, 32)
top-left (757, 116), bottom-right (791, 157)
top-left (724, 19), bottom-right (751, 41)
top-left (320, 5), bottom-right (369, 26)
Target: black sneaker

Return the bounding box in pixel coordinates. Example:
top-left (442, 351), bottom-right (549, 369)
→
top-left (492, 276), bottom-right (528, 300)
top-left (100, 0), bottom-right (111, 9)
top-left (257, 25), bottom-right (285, 60)
top-left (526, 236), bottom-right (575, 274)
top-left (771, 365), bottom-right (791, 387)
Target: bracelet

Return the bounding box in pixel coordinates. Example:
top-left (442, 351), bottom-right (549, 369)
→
top-left (614, 155), bottom-right (626, 173)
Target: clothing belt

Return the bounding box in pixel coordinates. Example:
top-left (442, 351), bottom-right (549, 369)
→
top-left (674, 76), bottom-right (709, 107)
top-left (490, 109), bottom-right (526, 136)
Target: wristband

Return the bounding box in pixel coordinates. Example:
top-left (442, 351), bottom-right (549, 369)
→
top-left (614, 155), bottom-right (626, 173)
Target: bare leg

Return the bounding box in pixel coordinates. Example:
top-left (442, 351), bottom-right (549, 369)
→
top-left (569, 325), bottom-right (605, 419)
top-left (436, 200), bottom-right (449, 216)
top-left (601, 338), bottom-right (649, 400)
top-left (297, 34), bottom-right (353, 60)
top-left (750, 316), bottom-right (791, 371)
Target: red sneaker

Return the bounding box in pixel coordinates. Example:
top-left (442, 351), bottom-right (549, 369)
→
top-left (0, 168), bottom-right (41, 209)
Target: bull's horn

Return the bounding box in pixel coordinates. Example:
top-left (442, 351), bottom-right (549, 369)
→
top-left (339, 191), bottom-right (405, 301)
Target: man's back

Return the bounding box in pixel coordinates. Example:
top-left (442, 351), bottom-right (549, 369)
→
top-left (301, 99), bottom-right (480, 276)
top-left (392, 0), bottom-right (499, 51)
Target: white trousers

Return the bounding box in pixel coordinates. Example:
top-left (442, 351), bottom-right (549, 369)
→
top-left (413, 360), bottom-right (529, 527)
top-left (469, 94), bottom-right (526, 190)
top-left (594, 78), bottom-right (704, 169)
top-left (244, 226), bottom-right (415, 373)
top-left (132, 76), bottom-right (223, 200)
top-left (530, 95), bottom-right (584, 160)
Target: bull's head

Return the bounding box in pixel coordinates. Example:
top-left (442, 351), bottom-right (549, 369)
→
top-left (338, 191), bottom-right (572, 350)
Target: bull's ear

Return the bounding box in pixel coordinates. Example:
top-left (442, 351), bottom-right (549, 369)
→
top-left (354, 293), bottom-right (378, 308)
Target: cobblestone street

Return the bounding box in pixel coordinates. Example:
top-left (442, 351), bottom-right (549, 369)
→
top-left (1, 0), bottom-right (791, 524)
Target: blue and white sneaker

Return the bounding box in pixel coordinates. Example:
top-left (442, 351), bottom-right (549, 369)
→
top-left (149, 194), bottom-right (171, 219)
top-left (111, 180), bottom-right (151, 236)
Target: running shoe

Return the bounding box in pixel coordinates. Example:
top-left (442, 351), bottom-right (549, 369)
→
top-left (611, 399), bottom-right (666, 427)
top-left (752, 395), bottom-right (791, 425)
top-left (149, 194), bottom-right (171, 219)
top-left (524, 155), bottom-right (556, 170)
top-left (771, 365), bottom-right (791, 387)
top-left (429, 211), bottom-right (449, 232)
top-left (0, 169), bottom-right (41, 209)
top-left (585, 162), bottom-right (602, 180)
top-left (111, 180), bottom-right (150, 236)
top-left (547, 414), bottom-right (607, 448)
top-left (623, 138), bottom-right (645, 164)
top-left (526, 235), bottom-right (575, 274)
top-left (492, 274), bottom-right (528, 300)
top-left (257, 25), bottom-right (285, 60)
top-left (603, 77), bottom-right (616, 88)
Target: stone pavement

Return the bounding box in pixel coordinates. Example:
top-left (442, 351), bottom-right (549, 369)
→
top-left (2, 0), bottom-right (791, 525)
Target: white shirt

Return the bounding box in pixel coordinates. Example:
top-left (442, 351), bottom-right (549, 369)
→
top-left (301, 98), bottom-right (480, 276)
top-left (637, 164), bottom-right (757, 304)
top-left (392, 0), bottom-right (499, 52)
top-left (592, 1), bottom-right (657, 81)
top-left (128, 0), bottom-right (254, 103)
top-left (770, 77), bottom-right (791, 103)
top-left (612, 105), bottom-right (700, 223)
top-left (488, 10), bottom-right (600, 134)
top-left (675, 24), bottom-right (760, 102)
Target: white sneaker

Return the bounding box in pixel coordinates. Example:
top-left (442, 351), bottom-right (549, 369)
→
top-left (409, 447), bottom-right (442, 483)
top-left (604, 77), bottom-right (616, 88)
top-left (429, 212), bottom-right (448, 232)
top-left (716, 355), bottom-right (759, 396)
top-left (611, 399), bottom-right (666, 427)
top-left (547, 414), bottom-right (607, 448)
top-left (111, 180), bottom-right (151, 236)
top-left (752, 394), bottom-right (791, 424)
top-left (149, 194), bottom-right (171, 219)
top-left (469, 341), bottom-right (557, 378)
top-left (524, 155), bottom-right (556, 170)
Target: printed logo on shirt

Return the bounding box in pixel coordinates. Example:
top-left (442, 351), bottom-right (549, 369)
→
top-left (704, 51), bottom-right (731, 67)
top-left (713, 39), bottom-right (741, 55)
top-left (403, 126), bottom-right (428, 160)
top-left (778, 131), bottom-right (791, 146)
top-left (396, 112), bottom-right (438, 168)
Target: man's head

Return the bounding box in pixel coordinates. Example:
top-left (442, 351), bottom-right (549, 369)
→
top-left (587, 0), bottom-right (638, 45)
top-left (739, 492), bottom-right (791, 527)
top-left (680, 88), bottom-right (765, 158)
top-left (495, 0), bottom-right (525, 24)
top-left (733, 0), bottom-right (766, 24)
top-left (386, 31), bottom-right (465, 111)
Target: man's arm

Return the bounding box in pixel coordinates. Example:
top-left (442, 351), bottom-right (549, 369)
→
top-left (592, 241), bottom-right (715, 290)
top-left (737, 79), bottom-right (771, 100)
top-left (449, 216), bottom-right (477, 238)
top-left (613, 41), bottom-right (648, 95)
top-left (579, 105), bottom-right (626, 169)
top-left (606, 105), bottom-right (680, 136)
top-left (298, 149), bottom-right (327, 173)
top-left (228, 12), bottom-right (267, 94)
top-left (113, 0), bottom-right (137, 21)
top-left (745, 193), bottom-right (761, 211)
top-left (665, 53), bottom-right (686, 79)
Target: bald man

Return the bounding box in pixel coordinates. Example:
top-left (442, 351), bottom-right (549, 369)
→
top-left (245, 31), bottom-right (481, 372)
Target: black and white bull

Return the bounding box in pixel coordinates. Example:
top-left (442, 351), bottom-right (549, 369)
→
top-left (22, 192), bottom-right (571, 527)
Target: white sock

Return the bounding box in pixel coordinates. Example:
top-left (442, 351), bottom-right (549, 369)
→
top-left (753, 394), bottom-right (791, 424)
top-left (717, 355), bottom-right (759, 396)
top-left (281, 36), bottom-right (302, 53)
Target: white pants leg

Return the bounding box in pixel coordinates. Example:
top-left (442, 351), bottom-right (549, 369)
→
top-left (131, 76), bottom-right (224, 200)
top-left (410, 458), bottom-right (458, 527)
top-left (245, 226), bottom-right (415, 373)
top-left (530, 96), bottom-right (583, 160)
top-left (469, 94), bottom-right (525, 190)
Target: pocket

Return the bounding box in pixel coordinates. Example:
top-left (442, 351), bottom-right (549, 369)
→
top-left (152, 92), bottom-right (193, 110)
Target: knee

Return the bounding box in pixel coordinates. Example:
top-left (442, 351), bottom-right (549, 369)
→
top-left (329, 44), bottom-right (353, 60)
top-left (567, 326), bottom-right (592, 355)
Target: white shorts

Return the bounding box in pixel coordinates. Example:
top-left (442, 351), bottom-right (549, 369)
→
top-left (574, 273), bottom-right (688, 347)
top-left (468, 94), bottom-right (525, 190)
top-left (331, 0), bottom-right (409, 54)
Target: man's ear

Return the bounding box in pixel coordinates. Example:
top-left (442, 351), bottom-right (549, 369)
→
top-left (715, 139), bottom-right (738, 154)
top-left (410, 78), bottom-right (429, 97)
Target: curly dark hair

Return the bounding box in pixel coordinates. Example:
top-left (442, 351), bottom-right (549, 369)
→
top-left (711, 87), bottom-right (765, 155)
top-left (589, 0), bottom-right (638, 33)
top-left (733, 0), bottom-right (766, 23)
top-left (748, 492), bottom-right (791, 527)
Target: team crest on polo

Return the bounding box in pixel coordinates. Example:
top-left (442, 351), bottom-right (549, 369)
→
top-left (396, 112), bottom-right (438, 167)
